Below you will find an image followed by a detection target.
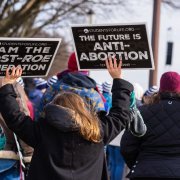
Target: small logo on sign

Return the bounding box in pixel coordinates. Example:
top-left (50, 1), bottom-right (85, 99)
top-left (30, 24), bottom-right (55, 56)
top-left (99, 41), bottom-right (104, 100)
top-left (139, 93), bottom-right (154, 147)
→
top-left (84, 29), bottom-right (89, 33)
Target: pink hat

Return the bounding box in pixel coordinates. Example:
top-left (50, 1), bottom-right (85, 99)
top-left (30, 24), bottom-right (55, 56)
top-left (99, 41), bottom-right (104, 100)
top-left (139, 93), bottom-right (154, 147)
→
top-left (68, 52), bottom-right (89, 75)
top-left (68, 53), bottom-right (77, 71)
top-left (160, 71), bottom-right (180, 93)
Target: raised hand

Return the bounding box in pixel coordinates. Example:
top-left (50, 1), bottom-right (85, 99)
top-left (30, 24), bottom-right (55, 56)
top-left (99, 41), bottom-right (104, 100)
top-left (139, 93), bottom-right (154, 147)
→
top-left (3, 66), bottom-right (22, 85)
top-left (105, 57), bottom-right (122, 79)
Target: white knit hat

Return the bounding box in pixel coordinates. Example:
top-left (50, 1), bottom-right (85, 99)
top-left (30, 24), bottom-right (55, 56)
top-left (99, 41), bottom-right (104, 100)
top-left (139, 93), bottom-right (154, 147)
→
top-left (102, 81), bottom-right (112, 93)
top-left (96, 82), bottom-right (103, 94)
top-left (144, 85), bottom-right (158, 96)
top-left (47, 75), bottom-right (58, 87)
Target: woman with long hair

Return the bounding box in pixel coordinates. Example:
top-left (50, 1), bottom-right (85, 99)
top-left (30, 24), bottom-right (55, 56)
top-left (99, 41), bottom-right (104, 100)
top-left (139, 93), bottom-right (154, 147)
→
top-left (0, 58), bottom-right (133, 180)
top-left (121, 71), bottom-right (180, 180)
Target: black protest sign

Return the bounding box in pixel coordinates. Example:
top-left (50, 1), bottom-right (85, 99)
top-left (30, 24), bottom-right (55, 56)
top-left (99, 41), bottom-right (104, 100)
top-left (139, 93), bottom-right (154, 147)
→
top-left (71, 24), bottom-right (154, 70)
top-left (0, 38), bottom-right (61, 77)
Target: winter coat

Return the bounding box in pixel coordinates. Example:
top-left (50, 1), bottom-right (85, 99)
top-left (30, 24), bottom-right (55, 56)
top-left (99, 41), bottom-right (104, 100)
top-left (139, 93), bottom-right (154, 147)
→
top-left (0, 80), bottom-right (33, 158)
top-left (121, 93), bottom-right (180, 179)
top-left (0, 78), bottom-right (133, 180)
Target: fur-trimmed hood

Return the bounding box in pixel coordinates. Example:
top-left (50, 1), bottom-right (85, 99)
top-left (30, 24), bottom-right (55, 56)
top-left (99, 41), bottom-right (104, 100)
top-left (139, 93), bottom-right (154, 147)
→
top-left (44, 104), bottom-right (79, 132)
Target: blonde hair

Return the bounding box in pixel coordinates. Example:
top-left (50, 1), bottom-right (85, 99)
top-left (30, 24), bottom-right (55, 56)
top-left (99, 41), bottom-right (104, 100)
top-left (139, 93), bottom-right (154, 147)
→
top-left (52, 92), bottom-right (101, 143)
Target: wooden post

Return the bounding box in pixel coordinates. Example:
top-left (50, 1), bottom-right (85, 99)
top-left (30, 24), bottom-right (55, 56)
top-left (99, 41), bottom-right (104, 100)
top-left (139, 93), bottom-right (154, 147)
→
top-left (149, 0), bottom-right (161, 86)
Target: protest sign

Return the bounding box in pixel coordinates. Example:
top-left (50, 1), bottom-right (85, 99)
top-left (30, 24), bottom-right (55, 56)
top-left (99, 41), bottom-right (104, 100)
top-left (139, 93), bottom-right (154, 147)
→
top-left (71, 24), bottom-right (154, 70)
top-left (0, 38), bottom-right (61, 77)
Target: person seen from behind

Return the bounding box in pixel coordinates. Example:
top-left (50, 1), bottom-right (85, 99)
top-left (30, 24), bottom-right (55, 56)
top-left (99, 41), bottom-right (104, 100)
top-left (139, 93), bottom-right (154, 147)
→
top-left (0, 58), bottom-right (133, 180)
top-left (121, 71), bottom-right (180, 180)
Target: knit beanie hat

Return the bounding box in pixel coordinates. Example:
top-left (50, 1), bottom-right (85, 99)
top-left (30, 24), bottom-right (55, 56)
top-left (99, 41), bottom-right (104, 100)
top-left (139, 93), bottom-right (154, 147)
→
top-left (47, 75), bottom-right (58, 87)
top-left (96, 82), bottom-right (103, 94)
top-left (102, 81), bottom-right (112, 93)
top-left (68, 52), bottom-right (89, 75)
top-left (144, 86), bottom-right (158, 96)
top-left (34, 78), bottom-right (47, 90)
top-left (160, 71), bottom-right (180, 93)
top-left (68, 53), bottom-right (77, 71)
top-left (16, 77), bottom-right (24, 87)
top-left (133, 83), bottom-right (144, 101)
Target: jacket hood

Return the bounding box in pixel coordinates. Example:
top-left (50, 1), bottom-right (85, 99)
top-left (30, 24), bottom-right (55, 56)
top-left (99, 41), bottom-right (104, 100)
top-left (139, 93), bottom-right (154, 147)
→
top-left (61, 72), bottom-right (96, 89)
top-left (44, 104), bottom-right (78, 132)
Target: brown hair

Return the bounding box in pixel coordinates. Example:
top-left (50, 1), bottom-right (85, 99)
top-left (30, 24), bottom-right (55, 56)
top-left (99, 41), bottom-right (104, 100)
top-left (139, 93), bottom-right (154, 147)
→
top-left (144, 92), bottom-right (180, 105)
top-left (52, 92), bottom-right (101, 143)
top-left (143, 93), bottom-right (160, 105)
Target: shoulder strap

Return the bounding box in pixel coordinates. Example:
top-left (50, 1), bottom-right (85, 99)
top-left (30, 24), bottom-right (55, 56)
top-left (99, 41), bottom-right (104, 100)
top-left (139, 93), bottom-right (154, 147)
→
top-left (13, 133), bottom-right (25, 180)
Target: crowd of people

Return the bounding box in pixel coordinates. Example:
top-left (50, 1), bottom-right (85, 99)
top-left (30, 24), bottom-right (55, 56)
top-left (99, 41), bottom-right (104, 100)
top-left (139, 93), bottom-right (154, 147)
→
top-left (0, 53), bottom-right (179, 180)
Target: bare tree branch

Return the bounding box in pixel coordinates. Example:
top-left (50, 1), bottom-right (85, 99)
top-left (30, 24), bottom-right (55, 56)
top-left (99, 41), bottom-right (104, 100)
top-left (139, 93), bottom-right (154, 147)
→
top-left (0, 0), bottom-right (127, 37)
top-left (0, 0), bottom-right (50, 36)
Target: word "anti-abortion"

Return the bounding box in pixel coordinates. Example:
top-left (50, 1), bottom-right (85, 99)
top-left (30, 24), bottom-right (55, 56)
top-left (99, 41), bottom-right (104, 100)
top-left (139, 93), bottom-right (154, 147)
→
top-left (79, 41), bottom-right (148, 61)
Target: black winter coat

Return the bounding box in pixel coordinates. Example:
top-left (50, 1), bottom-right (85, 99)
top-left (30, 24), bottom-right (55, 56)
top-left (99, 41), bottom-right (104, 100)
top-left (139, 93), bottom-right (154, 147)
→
top-left (0, 79), bottom-right (133, 180)
top-left (121, 94), bottom-right (180, 179)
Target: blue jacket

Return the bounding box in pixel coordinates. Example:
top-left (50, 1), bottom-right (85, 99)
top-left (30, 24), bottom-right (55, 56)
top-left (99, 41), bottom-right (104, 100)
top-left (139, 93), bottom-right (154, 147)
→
top-left (103, 92), bottom-right (112, 113)
top-left (0, 159), bottom-right (19, 179)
